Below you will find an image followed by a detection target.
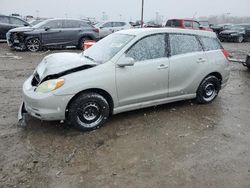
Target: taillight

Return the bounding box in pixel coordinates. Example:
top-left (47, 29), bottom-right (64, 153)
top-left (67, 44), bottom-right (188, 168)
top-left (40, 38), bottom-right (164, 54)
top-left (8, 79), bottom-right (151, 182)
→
top-left (222, 49), bottom-right (230, 60)
top-left (93, 28), bottom-right (99, 33)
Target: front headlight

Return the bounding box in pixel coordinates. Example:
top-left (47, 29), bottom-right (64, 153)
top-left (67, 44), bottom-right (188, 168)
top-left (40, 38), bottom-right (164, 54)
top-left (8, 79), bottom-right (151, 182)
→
top-left (36, 79), bottom-right (64, 93)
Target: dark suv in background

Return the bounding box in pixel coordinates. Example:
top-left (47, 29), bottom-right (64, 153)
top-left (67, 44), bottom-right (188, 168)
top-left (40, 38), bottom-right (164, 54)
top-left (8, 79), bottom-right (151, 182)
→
top-left (6, 18), bottom-right (99, 52)
top-left (0, 15), bottom-right (30, 40)
top-left (219, 24), bottom-right (250, 43)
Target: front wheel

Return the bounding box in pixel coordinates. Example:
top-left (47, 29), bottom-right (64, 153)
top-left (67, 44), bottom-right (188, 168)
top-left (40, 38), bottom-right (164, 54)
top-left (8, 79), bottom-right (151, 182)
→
top-left (236, 35), bottom-right (244, 43)
top-left (67, 92), bottom-right (110, 131)
top-left (196, 76), bottom-right (221, 104)
top-left (26, 38), bottom-right (41, 52)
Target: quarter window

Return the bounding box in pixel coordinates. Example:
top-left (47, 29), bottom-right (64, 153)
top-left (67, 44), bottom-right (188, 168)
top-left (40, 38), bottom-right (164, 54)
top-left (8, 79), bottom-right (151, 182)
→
top-left (126, 34), bottom-right (167, 62)
top-left (200, 37), bottom-right (222, 51)
top-left (169, 34), bottom-right (202, 56)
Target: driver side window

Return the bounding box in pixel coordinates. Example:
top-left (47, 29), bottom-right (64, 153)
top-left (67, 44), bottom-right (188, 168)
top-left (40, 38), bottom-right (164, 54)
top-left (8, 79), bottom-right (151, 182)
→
top-left (126, 34), bottom-right (167, 62)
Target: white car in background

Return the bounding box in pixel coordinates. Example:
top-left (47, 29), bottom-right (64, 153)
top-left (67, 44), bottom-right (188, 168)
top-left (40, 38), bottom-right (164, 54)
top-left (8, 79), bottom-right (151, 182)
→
top-left (95, 21), bottom-right (131, 38)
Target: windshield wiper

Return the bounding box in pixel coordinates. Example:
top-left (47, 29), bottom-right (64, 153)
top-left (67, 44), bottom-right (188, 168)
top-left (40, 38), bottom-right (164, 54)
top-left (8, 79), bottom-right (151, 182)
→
top-left (83, 55), bottom-right (95, 62)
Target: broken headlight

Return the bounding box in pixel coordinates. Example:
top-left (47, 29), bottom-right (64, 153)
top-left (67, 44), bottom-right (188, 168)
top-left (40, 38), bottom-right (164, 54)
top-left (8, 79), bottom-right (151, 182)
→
top-left (36, 79), bottom-right (64, 93)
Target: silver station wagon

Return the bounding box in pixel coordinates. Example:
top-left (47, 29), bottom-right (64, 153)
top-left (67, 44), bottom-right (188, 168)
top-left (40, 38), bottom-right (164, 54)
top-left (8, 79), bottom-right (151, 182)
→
top-left (18, 28), bottom-right (230, 130)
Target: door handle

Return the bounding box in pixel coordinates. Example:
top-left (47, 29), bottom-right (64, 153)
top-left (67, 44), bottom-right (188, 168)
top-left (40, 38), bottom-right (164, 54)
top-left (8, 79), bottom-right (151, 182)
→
top-left (157, 64), bottom-right (168, 70)
top-left (196, 58), bottom-right (206, 63)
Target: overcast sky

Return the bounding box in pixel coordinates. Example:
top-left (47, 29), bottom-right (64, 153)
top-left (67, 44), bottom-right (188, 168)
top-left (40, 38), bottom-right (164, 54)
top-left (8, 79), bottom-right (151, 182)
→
top-left (0, 0), bottom-right (249, 21)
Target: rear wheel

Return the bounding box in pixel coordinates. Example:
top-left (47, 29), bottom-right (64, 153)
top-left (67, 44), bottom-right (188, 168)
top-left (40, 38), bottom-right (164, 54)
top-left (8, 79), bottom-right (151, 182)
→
top-left (78, 37), bottom-right (90, 50)
top-left (26, 38), bottom-right (41, 52)
top-left (196, 76), bottom-right (221, 104)
top-left (67, 92), bottom-right (110, 131)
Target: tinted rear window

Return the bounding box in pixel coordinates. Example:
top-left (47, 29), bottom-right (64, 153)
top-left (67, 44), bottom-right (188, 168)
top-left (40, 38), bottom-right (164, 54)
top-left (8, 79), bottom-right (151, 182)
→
top-left (166, 20), bottom-right (181, 27)
top-left (200, 37), bottom-right (222, 51)
top-left (169, 34), bottom-right (202, 56)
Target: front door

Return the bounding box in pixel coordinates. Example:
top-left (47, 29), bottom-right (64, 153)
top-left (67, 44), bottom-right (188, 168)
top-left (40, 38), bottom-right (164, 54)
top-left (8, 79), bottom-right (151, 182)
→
top-left (116, 34), bottom-right (170, 106)
top-left (41, 20), bottom-right (65, 45)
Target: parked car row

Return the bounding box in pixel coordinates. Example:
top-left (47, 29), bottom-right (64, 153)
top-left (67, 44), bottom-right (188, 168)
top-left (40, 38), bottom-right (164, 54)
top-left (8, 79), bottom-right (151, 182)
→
top-left (218, 24), bottom-right (250, 43)
top-left (1, 13), bottom-right (250, 52)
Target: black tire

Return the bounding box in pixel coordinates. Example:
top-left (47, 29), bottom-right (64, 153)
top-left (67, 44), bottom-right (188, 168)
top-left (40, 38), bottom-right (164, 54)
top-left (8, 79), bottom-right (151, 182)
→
top-left (236, 35), bottom-right (244, 43)
top-left (196, 76), bottom-right (221, 104)
top-left (78, 37), bottom-right (90, 50)
top-left (26, 38), bottom-right (41, 52)
top-left (67, 92), bottom-right (110, 131)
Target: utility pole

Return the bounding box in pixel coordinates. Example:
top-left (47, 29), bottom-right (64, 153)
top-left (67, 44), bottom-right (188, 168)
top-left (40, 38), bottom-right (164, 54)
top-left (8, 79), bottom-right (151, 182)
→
top-left (141, 0), bottom-right (144, 28)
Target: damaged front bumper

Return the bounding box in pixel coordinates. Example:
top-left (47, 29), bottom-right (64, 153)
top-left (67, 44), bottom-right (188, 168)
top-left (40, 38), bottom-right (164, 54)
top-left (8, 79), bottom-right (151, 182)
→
top-left (17, 102), bottom-right (28, 127)
top-left (18, 76), bottom-right (74, 125)
top-left (6, 32), bottom-right (26, 50)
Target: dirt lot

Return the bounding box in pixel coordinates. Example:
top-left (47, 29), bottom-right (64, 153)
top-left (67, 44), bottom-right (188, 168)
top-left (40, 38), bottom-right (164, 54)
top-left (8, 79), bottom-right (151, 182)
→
top-left (0, 42), bottom-right (250, 188)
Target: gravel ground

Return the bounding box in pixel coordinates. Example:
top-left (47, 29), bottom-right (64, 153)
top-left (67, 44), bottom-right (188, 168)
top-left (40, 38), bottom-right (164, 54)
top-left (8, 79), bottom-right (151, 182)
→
top-left (0, 42), bottom-right (250, 188)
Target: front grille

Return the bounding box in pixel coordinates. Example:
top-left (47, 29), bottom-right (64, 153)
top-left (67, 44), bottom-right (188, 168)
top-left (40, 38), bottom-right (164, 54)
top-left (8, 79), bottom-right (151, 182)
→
top-left (31, 72), bottom-right (40, 86)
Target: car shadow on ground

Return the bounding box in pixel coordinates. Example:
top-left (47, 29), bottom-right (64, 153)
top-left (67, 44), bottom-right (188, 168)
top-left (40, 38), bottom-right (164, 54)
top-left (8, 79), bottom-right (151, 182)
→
top-left (21, 99), bottom-right (197, 135)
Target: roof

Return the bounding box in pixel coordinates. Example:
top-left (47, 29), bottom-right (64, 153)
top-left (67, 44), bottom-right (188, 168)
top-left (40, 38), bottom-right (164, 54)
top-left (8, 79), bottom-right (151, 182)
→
top-left (117, 28), bottom-right (216, 38)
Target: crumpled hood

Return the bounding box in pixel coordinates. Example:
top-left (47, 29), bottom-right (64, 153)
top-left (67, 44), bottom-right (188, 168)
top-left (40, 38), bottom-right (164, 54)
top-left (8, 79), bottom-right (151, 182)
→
top-left (9, 26), bottom-right (34, 33)
top-left (36, 52), bottom-right (98, 80)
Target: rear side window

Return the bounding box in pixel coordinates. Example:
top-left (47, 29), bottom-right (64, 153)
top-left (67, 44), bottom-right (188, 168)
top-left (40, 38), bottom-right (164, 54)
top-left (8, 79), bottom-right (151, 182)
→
top-left (102, 22), bottom-right (112, 28)
top-left (126, 34), bottom-right (167, 62)
top-left (0, 16), bottom-right (10, 24)
top-left (114, 22), bottom-right (126, 27)
top-left (64, 20), bottom-right (91, 28)
top-left (169, 34), bottom-right (202, 56)
top-left (166, 20), bottom-right (181, 27)
top-left (200, 37), bottom-right (222, 51)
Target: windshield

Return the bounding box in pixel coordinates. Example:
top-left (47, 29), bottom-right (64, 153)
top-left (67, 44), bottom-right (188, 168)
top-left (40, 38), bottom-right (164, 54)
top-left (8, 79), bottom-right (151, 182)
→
top-left (83, 33), bottom-right (135, 63)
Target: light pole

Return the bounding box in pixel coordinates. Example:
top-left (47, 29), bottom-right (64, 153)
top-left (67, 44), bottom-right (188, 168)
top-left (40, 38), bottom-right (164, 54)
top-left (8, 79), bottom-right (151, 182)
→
top-left (141, 0), bottom-right (144, 28)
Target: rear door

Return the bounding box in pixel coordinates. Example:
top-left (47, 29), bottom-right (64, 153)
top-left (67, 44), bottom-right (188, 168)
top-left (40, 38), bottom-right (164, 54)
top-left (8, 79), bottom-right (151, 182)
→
top-left (62, 20), bottom-right (81, 45)
top-left (168, 33), bottom-right (208, 97)
top-left (116, 33), bottom-right (170, 106)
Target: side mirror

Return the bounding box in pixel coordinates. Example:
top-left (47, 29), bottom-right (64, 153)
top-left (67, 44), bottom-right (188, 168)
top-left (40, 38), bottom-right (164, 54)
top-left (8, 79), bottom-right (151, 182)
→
top-left (44, 26), bottom-right (50, 31)
top-left (117, 56), bottom-right (135, 67)
top-left (24, 23), bottom-right (29, 27)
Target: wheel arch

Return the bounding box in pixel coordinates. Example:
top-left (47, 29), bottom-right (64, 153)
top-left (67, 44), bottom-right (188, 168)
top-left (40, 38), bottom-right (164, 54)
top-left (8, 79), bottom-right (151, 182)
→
top-left (65, 88), bottom-right (114, 118)
top-left (198, 72), bottom-right (222, 91)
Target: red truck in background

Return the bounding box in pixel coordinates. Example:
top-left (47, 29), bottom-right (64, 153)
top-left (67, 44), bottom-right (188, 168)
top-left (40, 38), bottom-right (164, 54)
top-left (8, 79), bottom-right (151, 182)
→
top-left (166, 19), bottom-right (213, 31)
